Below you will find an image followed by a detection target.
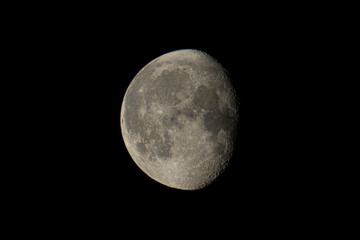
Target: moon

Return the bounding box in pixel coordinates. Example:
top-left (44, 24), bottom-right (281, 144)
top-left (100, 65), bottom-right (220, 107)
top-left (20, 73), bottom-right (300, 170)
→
top-left (120, 49), bottom-right (239, 190)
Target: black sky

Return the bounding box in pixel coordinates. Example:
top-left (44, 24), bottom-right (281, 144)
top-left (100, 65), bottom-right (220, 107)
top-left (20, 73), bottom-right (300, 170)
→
top-left (21, 5), bottom-right (325, 230)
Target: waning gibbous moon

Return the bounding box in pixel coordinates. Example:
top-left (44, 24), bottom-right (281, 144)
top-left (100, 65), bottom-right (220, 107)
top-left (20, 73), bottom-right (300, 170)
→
top-left (120, 49), bottom-right (240, 190)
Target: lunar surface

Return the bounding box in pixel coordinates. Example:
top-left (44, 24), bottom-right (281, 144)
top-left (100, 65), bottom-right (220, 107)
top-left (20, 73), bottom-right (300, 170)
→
top-left (120, 49), bottom-right (239, 190)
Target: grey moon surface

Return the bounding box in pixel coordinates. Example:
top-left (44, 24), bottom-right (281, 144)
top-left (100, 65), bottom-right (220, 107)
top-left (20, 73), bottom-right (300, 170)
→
top-left (120, 49), bottom-right (239, 190)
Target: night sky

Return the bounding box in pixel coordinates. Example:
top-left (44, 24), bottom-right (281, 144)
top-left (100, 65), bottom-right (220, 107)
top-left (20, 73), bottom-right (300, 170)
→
top-left (22, 4), bottom-right (321, 231)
